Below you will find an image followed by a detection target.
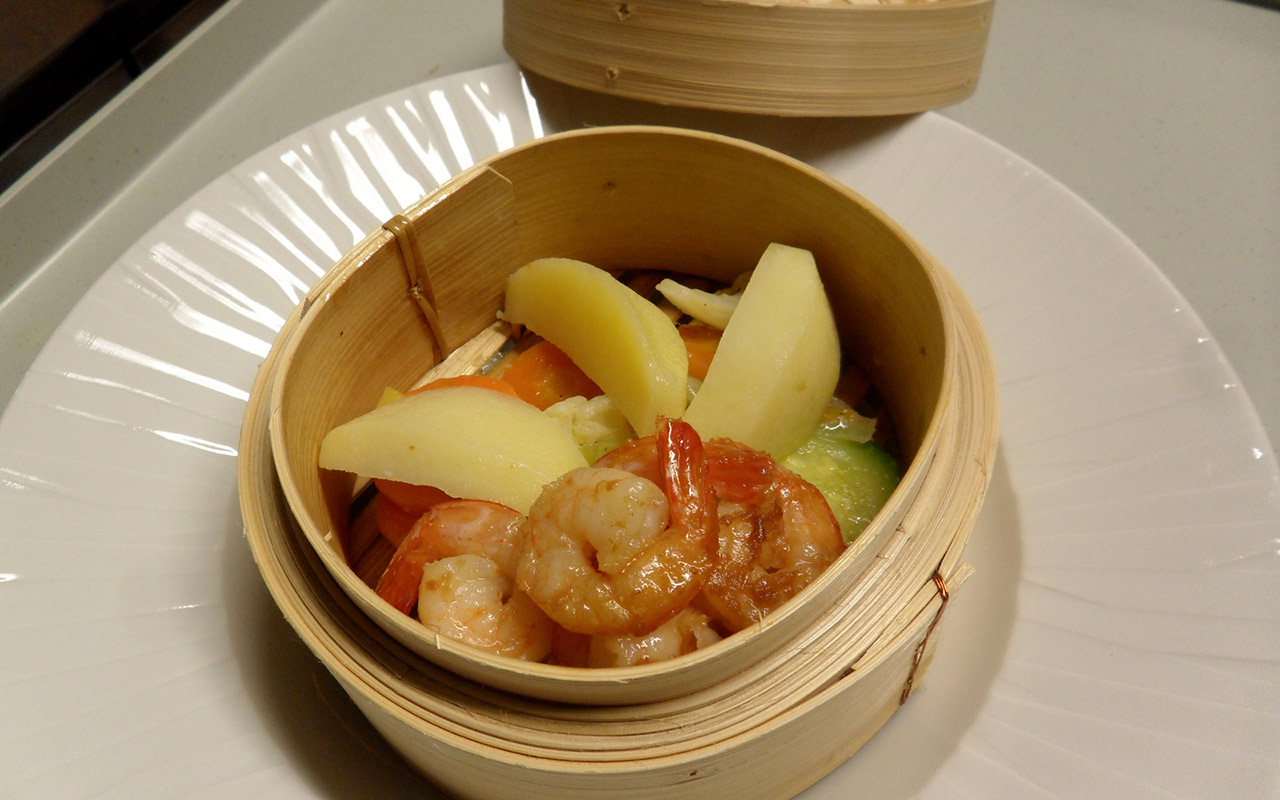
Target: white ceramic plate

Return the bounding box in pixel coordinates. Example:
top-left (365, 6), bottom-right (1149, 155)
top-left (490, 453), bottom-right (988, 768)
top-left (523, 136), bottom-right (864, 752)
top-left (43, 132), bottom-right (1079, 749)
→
top-left (2, 63), bottom-right (1276, 799)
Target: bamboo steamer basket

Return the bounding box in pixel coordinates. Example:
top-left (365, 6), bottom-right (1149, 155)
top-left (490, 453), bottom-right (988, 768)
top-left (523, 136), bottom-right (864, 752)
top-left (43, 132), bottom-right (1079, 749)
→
top-left (238, 255), bottom-right (997, 799)
top-left (240, 126), bottom-right (998, 796)
top-left (503, 0), bottom-right (996, 117)
top-left (256, 125), bottom-right (989, 706)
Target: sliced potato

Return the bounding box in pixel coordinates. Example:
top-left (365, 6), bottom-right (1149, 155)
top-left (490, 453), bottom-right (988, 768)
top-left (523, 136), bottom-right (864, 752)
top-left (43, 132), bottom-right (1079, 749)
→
top-left (683, 243), bottom-right (840, 458)
top-left (318, 386), bottom-right (587, 515)
top-left (502, 258), bottom-right (687, 436)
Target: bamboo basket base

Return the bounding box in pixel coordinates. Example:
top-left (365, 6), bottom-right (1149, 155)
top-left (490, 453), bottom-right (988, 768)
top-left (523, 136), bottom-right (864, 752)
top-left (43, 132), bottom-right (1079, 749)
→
top-left (238, 259), bottom-right (997, 799)
top-left (502, 0), bottom-right (996, 117)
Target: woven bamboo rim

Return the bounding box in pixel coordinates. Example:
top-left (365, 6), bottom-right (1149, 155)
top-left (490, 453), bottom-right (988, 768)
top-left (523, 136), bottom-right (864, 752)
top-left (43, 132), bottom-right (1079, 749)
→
top-left (238, 262), bottom-right (997, 799)
top-left (503, 0), bottom-right (996, 116)
top-left (261, 126), bottom-right (965, 705)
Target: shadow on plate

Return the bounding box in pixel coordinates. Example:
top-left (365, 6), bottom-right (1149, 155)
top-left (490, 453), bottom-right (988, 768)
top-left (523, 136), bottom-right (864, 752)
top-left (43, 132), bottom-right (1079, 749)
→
top-left (220, 489), bottom-right (445, 799)
top-left (806, 444), bottom-right (1022, 798)
top-left (523, 71), bottom-right (917, 168)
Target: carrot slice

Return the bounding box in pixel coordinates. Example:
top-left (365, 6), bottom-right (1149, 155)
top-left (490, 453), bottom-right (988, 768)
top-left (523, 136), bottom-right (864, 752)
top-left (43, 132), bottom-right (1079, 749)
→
top-left (374, 481), bottom-right (455, 547)
top-left (374, 479), bottom-right (453, 516)
top-left (406, 373), bottom-right (522, 399)
top-left (500, 340), bottom-right (602, 410)
top-left (679, 324), bottom-right (721, 382)
top-left (373, 492), bottom-right (421, 548)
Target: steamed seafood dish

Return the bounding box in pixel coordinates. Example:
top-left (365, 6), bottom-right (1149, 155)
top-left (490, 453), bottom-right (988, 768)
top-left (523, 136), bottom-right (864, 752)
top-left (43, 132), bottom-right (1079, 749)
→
top-left (320, 243), bottom-right (901, 667)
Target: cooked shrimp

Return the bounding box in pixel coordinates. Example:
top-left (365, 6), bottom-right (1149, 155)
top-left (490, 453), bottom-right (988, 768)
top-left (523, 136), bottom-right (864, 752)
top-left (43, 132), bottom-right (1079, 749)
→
top-left (416, 554), bottom-right (554, 661)
top-left (586, 607), bottom-right (722, 667)
top-left (596, 435), bottom-right (776, 503)
top-left (516, 418), bottom-right (719, 637)
top-left (376, 499), bottom-right (525, 615)
top-left (597, 434), bottom-right (844, 632)
top-left (701, 465), bottom-right (844, 632)
top-left (546, 626), bottom-right (593, 668)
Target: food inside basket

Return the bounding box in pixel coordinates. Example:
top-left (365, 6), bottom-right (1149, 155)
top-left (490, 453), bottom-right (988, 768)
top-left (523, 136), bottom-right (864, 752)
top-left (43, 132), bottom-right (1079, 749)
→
top-left (319, 243), bottom-right (902, 667)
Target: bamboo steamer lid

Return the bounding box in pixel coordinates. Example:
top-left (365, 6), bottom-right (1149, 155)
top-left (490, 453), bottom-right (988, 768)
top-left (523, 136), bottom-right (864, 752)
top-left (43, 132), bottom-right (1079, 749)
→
top-left (257, 126), bottom-right (978, 706)
top-left (503, 0), bottom-right (996, 116)
top-left (238, 256), bottom-right (998, 798)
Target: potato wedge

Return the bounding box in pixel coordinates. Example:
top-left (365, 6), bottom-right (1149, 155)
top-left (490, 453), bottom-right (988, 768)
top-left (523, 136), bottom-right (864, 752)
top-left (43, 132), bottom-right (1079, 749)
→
top-left (318, 386), bottom-right (587, 515)
top-left (503, 258), bottom-right (687, 436)
top-left (683, 243), bottom-right (840, 458)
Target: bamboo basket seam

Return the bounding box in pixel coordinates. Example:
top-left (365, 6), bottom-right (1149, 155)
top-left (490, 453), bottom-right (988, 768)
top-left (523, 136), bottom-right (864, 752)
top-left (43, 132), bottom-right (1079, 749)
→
top-left (384, 214), bottom-right (447, 360)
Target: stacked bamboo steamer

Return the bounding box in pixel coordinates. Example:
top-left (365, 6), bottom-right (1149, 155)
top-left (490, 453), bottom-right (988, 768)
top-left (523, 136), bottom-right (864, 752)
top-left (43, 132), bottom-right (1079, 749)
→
top-left (239, 126), bottom-right (999, 797)
top-left (503, 0), bottom-right (996, 116)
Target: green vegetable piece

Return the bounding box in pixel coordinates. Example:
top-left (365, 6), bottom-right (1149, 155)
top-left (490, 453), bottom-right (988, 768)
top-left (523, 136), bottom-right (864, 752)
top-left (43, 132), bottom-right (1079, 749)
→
top-left (782, 432), bottom-right (902, 544)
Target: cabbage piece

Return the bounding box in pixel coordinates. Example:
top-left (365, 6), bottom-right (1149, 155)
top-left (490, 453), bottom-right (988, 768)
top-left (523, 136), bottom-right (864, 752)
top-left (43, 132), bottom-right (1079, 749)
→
top-left (544, 394), bottom-right (636, 464)
top-left (655, 278), bottom-right (740, 329)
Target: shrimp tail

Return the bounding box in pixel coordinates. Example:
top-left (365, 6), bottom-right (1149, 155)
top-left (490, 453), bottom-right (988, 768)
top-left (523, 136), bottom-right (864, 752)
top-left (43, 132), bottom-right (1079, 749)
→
top-left (705, 439), bottom-right (775, 504)
top-left (624, 417), bottom-right (719, 629)
top-left (658, 417), bottom-right (716, 538)
top-left (594, 431), bottom-right (775, 505)
top-left (376, 515), bottom-right (440, 615)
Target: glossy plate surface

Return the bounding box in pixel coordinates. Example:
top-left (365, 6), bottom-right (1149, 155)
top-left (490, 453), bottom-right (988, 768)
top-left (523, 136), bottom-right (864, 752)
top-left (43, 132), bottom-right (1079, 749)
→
top-left (2, 63), bottom-right (1277, 798)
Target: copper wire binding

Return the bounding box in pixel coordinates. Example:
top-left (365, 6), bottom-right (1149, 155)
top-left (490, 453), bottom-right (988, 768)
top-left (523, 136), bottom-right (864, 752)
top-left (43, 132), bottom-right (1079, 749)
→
top-left (383, 213), bottom-right (447, 360)
top-left (900, 570), bottom-right (950, 704)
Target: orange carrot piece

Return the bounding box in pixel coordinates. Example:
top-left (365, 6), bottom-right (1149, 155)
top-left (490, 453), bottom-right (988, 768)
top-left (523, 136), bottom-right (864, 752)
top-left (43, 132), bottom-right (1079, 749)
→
top-left (406, 373), bottom-right (522, 399)
top-left (374, 479), bottom-right (453, 516)
top-left (373, 492), bottom-right (421, 548)
top-left (679, 324), bottom-right (721, 382)
top-left (500, 340), bottom-right (602, 410)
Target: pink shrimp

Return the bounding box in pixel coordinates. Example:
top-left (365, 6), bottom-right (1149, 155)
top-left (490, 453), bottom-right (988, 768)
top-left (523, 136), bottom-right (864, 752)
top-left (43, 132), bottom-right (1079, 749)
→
top-left (586, 607), bottom-right (723, 667)
top-left (416, 554), bottom-right (554, 661)
top-left (597, 433), bottom-right (844, 633)
top-left (595, 435), bottom-right (776, 504)
top-left (515, 418), bottom-right (719, 637)
top-left (701, 465), bottom-right (843, 632)
top-left (376, 499), bottom-right (525, 615)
